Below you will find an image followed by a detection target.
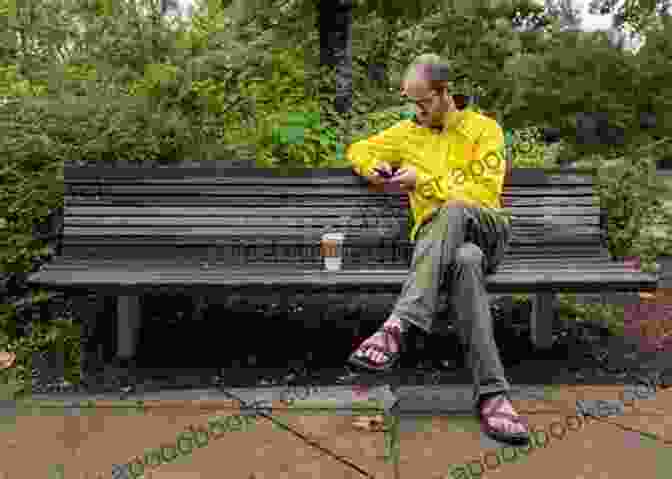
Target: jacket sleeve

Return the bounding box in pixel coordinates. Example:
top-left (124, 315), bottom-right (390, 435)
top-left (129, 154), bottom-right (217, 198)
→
top-left (458, 121), bottom-right (507, 205)
top-left (416, 121), bottom-right (506, 205)
top-left (345, 122), bottom-right (406, 177)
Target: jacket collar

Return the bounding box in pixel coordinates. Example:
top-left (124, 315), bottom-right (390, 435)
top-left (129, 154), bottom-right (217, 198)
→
top-left (413, 109), bottom-right (467, 134)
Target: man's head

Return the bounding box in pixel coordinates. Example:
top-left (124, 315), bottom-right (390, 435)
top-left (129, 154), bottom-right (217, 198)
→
top-left (401, 54), bottom-right (456, 129)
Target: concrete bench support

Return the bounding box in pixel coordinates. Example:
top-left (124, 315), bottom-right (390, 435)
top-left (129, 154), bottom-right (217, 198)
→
top-left (192, 295), bottom-right (207, 322)
top-left (530, 292), bottom-right (554, 349)
top-left (117, 295), bottom-right (141, 359)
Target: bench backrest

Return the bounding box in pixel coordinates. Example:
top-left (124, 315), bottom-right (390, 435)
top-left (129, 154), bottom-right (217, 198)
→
top-left (62, 167), bottom-right (607, 268)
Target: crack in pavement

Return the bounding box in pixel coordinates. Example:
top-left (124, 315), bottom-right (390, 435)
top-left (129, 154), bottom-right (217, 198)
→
top-left (215, 385), bottom-right (377, 478)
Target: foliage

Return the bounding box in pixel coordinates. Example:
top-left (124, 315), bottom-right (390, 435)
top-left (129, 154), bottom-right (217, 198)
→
top-left (236, 48), bottom-right (331, 169)
top-left (596, 149), bottom-right (672, 267)
top-left (0, 317), bottom-right (81, 397)
top-left (508, 125), bottom-right (552, 168)
top-left (556, 293), bottom-right (627, 337)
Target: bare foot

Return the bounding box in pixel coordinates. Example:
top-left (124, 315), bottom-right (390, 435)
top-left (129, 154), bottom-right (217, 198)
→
top-left (351, 317), bottom-right (403, 366)
top-left (480, 394), bottom-right (528, 435)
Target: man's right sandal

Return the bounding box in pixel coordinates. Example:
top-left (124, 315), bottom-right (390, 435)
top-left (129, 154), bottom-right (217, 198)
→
top-left (347, 326), bottom-right (405, 373)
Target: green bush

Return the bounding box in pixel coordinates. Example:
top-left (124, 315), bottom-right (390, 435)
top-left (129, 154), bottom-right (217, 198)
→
top-left (0, 317), bottom-right (81, 397)
top-left (508, 126), bottom-right (549, 168)
top-left (596, 151), bottom-right (672, 269)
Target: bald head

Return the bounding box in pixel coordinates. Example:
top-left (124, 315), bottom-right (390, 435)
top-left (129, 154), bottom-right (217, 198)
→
top-left (401, 55), bottom-right (456, 128)
top-left (401, 54), bottom-right (451, 94)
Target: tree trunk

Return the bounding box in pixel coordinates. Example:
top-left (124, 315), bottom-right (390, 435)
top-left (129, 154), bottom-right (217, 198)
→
top-left (317, 0), bottom-right (354, 117)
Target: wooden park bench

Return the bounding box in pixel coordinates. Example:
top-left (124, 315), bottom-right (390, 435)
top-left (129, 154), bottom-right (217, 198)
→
top-left (27, 165), bottom-right (659, 379)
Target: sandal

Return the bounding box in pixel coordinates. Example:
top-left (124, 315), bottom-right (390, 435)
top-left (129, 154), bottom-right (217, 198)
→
top-left (477, 393), bottom-right (530, 446)
top-left (347, 326), bottom-right (405, 373)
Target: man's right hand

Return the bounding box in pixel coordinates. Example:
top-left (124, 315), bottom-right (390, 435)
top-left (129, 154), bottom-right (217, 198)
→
top-left (367, 161), bottom-right (394, 186)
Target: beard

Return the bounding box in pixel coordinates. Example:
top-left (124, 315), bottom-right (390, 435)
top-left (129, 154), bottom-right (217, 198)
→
top-left (418, 111), bottom-right (441, 127)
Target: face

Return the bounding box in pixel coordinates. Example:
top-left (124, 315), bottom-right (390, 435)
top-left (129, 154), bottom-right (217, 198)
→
top-left (402, 78), bottom-right (451, 128)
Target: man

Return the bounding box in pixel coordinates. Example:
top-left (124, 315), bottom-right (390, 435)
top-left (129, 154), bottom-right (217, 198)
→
top-left (345, 54), bottom-right (529, 445)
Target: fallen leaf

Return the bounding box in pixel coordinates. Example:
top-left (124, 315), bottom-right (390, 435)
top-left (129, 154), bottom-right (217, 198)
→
top-left (352, 415), bottom-right (387, 432)
top-left (0, 351), bottom-right (16, 370)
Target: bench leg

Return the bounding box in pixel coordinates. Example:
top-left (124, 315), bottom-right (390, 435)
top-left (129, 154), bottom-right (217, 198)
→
top-left (530, 293), bottom-right (554, 349)
top-left (192, 295), bottom-right (207, 322)
top-left (117, 296), bottom-right (141, 360)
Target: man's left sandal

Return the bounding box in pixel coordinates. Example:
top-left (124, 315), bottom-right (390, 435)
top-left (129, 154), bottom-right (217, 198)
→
top-left (477, 393), bottom-right (531, 446)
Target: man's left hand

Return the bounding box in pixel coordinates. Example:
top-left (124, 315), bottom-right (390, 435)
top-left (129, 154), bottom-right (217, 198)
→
top-left (387, 166), bottom-right (417, 193)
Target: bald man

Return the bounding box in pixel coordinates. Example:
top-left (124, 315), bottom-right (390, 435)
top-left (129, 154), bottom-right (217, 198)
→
top-left (346, 55), bottom-right (529, 445)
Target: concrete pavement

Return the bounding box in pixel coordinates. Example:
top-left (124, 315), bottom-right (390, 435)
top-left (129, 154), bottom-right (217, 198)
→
top-left (0, 381), bottom-right (669, 478)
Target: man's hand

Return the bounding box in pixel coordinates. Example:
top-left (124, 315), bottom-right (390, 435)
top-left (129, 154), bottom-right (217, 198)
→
top-left (387, 166), bottom-right (417, 193)
top-left (366, 161), bottom-right (394, 186)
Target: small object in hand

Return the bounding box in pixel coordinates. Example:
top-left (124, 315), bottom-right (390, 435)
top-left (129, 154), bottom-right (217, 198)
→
top-left (373, 167), bottom-right (398, 179)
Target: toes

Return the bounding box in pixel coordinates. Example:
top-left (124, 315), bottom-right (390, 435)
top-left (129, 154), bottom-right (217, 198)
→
top-left (487, 418), bottom-right (527, 434)
top-left (355, 346), bottom-right (388, 365)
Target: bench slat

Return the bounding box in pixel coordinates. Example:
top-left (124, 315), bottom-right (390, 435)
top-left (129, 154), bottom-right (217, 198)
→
top-left (68, 186), bottom-right (593, 204)
top-left (66, 197), bottom-right (597, 209)
top-left (68, 184), bottom-right (596, 193)
top-left (35, 260), bottom-right (628, 275)
top-left (59, 227), bottom-right (603, 242)
top-left (26, 266), bottom-right (657, 295)
top-left (44, 251), bottom-right (628, 269)
top-left (64, 205), bottom-right (601, 217)
top-left (65, 195), bottom-right (599, 208)
top-left (62, 216), bottom-right (601, 228)
top-left (56, 244), bottom-right (608, 261)
top-left (64, 215), bottom-right (601, 228)
top-left (65, 166), bottom-right (595, 183)
top-left (39, 263), bottom-right (625, 274)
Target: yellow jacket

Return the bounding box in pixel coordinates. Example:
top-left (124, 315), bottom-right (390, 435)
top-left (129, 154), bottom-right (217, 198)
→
top-left (346, 109), bottom-right (511, 241)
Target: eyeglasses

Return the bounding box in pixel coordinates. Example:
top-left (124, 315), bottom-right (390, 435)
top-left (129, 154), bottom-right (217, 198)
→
top-left (401, 91), bottom-right (438, 109)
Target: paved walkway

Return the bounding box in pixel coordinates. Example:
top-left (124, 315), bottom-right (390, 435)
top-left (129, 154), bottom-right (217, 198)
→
top-left (1, 381), bottom-right (670, 478)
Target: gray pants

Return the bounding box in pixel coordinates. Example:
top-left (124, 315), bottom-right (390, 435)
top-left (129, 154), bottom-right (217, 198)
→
top-left (391, 204), bottom-right (513, 406)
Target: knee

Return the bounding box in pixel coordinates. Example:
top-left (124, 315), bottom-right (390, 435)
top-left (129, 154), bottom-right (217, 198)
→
top-left (454, 243), bottom-right (484, 268)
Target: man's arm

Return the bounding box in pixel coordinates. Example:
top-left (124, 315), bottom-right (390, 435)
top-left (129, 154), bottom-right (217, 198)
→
top-left (453, 121), bottom-right (507, 206)
top-left (416, 121), bottom-right (507, 206)
top-left (346, 123), bottom-right (406, 177)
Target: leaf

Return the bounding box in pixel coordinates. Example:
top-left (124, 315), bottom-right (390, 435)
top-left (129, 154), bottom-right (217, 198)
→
top-left (352, 415), bottom-right (387, 432)
top-left (0, 351), bottom-right (16, 370)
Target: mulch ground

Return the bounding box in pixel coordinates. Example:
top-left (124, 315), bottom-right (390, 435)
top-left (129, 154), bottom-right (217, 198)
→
top-left (27, 294), bottom-right (672, 396)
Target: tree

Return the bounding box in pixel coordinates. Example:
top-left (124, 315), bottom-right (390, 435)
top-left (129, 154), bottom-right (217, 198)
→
top-left (316, 0), bottom-right (354, 115)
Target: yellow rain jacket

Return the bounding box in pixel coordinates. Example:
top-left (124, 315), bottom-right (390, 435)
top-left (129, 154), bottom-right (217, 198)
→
top-left (346, 110), bottom-right (510, 242)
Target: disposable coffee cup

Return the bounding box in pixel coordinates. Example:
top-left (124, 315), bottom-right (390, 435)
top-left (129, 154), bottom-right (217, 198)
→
top-left (321, 232), bottom-right (345, 271)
